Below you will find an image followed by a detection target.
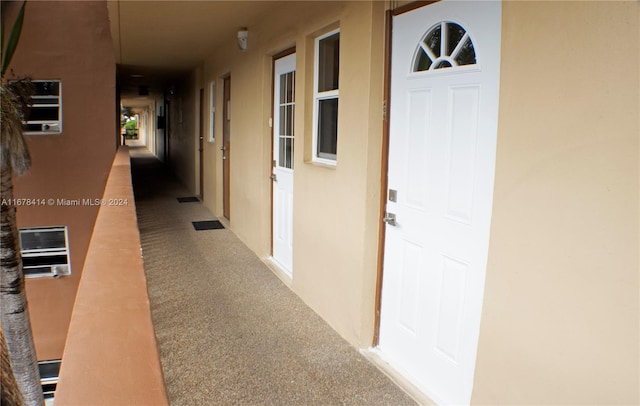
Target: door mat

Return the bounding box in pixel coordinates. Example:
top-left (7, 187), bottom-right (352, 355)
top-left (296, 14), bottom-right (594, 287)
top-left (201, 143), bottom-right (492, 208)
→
top-left (192, 220), bottom-right (225, 231)
top-left (177, 196), bottom-right (200, 203)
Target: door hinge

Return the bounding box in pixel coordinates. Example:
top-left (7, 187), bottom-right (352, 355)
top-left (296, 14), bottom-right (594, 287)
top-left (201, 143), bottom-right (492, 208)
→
top-left (388, 189), bottom-right (397, 202)
top-left (383, 100), bottom-right (387, 121)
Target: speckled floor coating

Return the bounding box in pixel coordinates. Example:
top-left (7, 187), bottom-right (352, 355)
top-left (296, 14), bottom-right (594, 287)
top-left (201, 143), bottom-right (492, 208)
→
top-left (130, 148), bottom-right (417, 406)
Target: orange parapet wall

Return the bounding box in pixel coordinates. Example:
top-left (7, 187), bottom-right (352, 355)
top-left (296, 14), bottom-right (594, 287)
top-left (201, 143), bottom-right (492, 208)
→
top-left (55, 147), bottom-right (168, 405)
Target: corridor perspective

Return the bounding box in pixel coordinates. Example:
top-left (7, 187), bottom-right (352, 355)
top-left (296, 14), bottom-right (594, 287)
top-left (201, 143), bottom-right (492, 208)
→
top-left (130, 147), bottom-right (417, 405)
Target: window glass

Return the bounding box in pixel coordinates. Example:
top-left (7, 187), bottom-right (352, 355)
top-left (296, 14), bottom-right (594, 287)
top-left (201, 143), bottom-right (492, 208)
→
top-left (314, 29), bottom-right (340, 163)
top-left (425, 24), bottom-right (441, 58)
top-left (317, 98), bottom-right (338, 159)
top-left (454, 37), bottom-right (476, 66)
top-left (415, 51), bottom-right (433, 71)
top-left (280, 71), bottom-right (294, 104)
top-left (446, 23), bottom-right (466, 55)
top-left (20, 228), bottom-right (65, 251)
top-left (29, 107), bottom-right (59, 121)
top-left (279, 137), bottom-right (293, 169)
top-left (279, 105), bottom-right (292, 137)
top-left (317, 32), bottom-right (340, 92)
top-left (23, 255), bottom-right (67, 268)
top-left (277, 70), bottom-right (295, 169)
top-left (33, 81), bottom-right (59, 96)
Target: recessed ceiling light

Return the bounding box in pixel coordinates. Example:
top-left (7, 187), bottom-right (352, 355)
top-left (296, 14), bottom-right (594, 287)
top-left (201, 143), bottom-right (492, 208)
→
top-left (130, 74), bottom-right (144, 78)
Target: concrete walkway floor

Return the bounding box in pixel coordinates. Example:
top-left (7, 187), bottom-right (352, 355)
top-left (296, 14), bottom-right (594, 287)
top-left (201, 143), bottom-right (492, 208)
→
top-left (130, 148), bottom-right (417, 405)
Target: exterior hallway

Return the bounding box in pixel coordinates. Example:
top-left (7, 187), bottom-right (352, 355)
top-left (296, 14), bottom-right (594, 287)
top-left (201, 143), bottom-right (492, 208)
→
top-left (129, 147), bottom-right (416, 405)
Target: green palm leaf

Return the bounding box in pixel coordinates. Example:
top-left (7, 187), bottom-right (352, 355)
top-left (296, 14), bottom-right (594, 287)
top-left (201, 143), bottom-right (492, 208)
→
top-left (1, 1), bottom-right (27, 77)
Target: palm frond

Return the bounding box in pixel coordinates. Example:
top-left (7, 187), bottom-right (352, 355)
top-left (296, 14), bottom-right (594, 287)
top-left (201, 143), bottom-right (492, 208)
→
top-left (1, 1), bottom-right (27, 77)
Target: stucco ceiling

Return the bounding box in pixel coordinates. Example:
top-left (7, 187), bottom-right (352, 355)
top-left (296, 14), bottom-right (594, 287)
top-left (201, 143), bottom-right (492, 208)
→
top-left (107, 0), bottom-right (288, 106)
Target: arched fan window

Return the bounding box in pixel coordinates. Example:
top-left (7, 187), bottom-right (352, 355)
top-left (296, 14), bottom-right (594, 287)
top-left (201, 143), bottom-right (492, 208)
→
top-left (413, 21), bottom-right (476, 72)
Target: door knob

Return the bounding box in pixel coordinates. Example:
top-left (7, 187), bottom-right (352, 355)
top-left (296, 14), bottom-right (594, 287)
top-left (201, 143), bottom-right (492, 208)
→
top-left (383, 212), bottom-right (397, 226)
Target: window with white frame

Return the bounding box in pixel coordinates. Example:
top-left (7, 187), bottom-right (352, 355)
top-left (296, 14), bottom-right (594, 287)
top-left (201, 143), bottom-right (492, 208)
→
top-left (19, 226), bottom-right (71, 278)
top-left (24, 80), bottom-right (62, 134)
top-left (313, 30), bottom-right (340, 163)
top-left (38, 359), bottom-right (61, 402)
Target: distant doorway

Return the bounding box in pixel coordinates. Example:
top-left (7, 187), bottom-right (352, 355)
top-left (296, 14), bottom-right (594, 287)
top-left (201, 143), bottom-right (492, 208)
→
top-left (222, 76), bottom-right (231, 219)
top-left (199, 88), bottom-right (204, 199)
top-left (165, 100), bottom-right (170, 164)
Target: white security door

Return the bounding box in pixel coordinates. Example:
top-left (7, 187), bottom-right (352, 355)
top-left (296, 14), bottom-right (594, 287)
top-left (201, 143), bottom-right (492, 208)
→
top-left (378, 2), bottom-right (501, 405)
top-left (271, 53), bottom-right (296, 276)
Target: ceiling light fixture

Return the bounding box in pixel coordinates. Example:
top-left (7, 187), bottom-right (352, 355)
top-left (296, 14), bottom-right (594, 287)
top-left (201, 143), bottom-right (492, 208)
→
top-left (237, 28), bottom-right (248, 52)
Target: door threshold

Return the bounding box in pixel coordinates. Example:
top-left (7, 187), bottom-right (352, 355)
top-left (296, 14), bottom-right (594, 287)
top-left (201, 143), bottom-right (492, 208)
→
top-left (217, 216), bottom-right (230, 230)
top-left (360, 348), bottom-right (438, 406)
top-left (263, 257), bottom-right (293, 288)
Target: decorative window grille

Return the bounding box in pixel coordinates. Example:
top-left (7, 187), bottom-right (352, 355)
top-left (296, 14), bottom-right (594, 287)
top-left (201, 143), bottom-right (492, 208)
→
top-left (277, 70), bottom-right (295, 169)
top-left (413, 22), bottom-right (476, 72)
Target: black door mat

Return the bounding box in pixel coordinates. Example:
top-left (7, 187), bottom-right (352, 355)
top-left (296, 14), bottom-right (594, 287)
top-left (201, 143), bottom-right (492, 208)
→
top-left (177, 196), bottom-right (200, 203)
top-left (192, 220), bottom-right (225, 231)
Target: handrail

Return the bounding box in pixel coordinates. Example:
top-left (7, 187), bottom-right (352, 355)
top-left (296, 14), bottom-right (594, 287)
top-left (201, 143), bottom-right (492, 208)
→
top-left (55, 147), bottom-right (168, 405)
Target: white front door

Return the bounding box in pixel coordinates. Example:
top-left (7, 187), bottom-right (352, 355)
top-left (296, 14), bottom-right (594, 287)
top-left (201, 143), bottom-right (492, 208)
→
top-left (271, 53), bottom-right (296, 276)
top-left (378, 2), bottom-right (501, 405)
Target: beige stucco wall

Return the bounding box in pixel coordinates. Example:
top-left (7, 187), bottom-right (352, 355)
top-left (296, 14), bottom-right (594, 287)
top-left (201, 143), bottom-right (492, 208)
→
top-left (5, 1), bottom-right (116, 361)
top-left (172, 1), bottom-right (638, 402)
top-left (472, 2), bottom-right (639, 404)
top-left (198, 1), bottom-right (386, 347)
top-left (295, 1), bottom-right (386, 345)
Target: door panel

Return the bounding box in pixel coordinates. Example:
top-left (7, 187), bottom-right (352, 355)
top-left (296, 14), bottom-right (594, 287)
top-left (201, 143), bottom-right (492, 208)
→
top-left (271, 53), bottom-right (296, 275)
top-left (222, 77), bottom-right (231, 219)
top-left (378, 2), bottom-right (502, 405)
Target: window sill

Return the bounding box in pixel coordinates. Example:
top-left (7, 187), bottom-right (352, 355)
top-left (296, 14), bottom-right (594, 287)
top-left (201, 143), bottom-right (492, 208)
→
top-left (308, 159), bottom-right (337, 170)
top-left (25, 273), bottom-right (69, 279)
